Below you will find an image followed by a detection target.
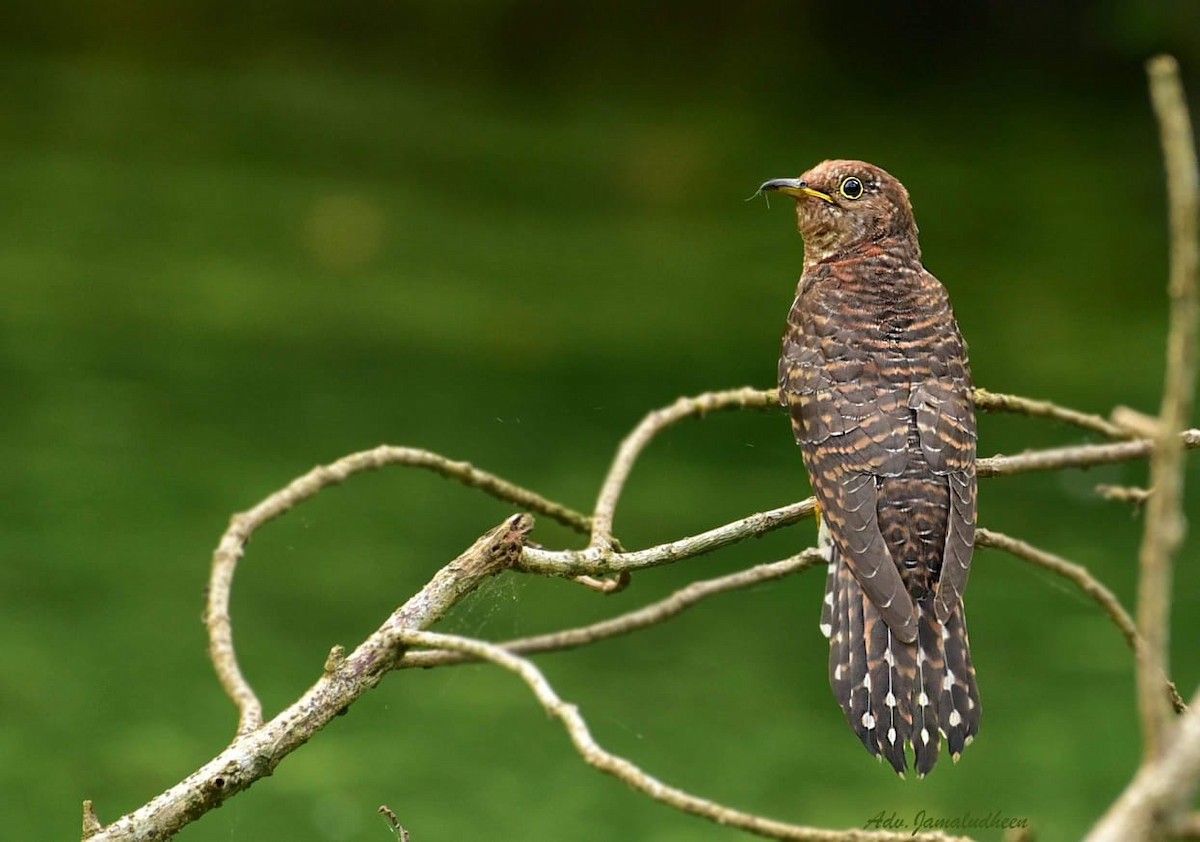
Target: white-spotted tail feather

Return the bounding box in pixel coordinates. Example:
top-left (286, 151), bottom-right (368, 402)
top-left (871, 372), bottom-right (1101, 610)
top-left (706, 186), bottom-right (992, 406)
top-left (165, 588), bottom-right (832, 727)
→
top-left (823, 548), bottom-right (980, 776)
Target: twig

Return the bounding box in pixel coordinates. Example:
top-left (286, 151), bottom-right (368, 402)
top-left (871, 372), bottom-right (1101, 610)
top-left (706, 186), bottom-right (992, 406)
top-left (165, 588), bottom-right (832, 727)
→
top-left (978, 528), bottom-right (1187, 712)
top-left (81, 802), bottom-right (101, 838)
top-left (1112, 405), bottom-right (1164, 439)
top-left (1095, 484), bottom-right (1153, 507)
top-left (977, 430), bottom-right (1200, 477)
top-left (402, 549), bottom-right (825, 669)
top-left (1137, 53), bottom-right (1200, 764)
top-left (974, 388), bottom-right (1132, 439)
top-left (397, 629), bottom-right (974, 842)
top-left (589, 387), bottom-right (777, 551)
top-left (378, 805), bottom-right (411, 842)
top-left (83, 515), bottom-right (533, 841)
top-left (571, 572), bottom-right (632, 593)
top-left (978, 528), bottom-right (1186, 714)
top-left (976, 528), bottom-right (1139, 650)
top-left (524, 498), bottom-right (817, 576)
top-left (205, 446), bottom-right (586, 734)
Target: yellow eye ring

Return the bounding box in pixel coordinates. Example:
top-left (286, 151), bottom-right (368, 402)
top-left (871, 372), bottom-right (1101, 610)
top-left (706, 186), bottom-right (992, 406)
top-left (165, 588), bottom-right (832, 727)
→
top-left (839, 177), bottom-right (864, 200)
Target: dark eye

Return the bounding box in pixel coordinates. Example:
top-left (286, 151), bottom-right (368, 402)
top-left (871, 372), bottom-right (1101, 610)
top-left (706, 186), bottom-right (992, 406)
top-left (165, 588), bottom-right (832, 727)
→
top-left (839, 176), bottom-right (864, 200)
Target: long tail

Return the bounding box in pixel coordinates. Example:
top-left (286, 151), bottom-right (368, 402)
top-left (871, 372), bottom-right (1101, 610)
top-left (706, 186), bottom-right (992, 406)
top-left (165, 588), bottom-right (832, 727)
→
top-left (821, 547), bottom-right (981, 777)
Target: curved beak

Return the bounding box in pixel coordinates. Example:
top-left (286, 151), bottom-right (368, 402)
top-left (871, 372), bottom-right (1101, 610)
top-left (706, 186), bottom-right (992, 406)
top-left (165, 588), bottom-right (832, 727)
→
top-left (759, 178), bottom-right (834, 204)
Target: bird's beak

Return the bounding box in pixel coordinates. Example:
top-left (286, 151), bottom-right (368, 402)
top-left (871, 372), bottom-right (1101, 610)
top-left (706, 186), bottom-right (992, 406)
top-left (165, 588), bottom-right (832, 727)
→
top-left (759, 178), bottom-right (835, 204)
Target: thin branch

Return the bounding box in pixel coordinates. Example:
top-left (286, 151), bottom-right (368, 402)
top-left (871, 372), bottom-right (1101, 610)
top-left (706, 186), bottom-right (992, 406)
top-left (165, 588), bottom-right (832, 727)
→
top-left (974, 388), bottom-right (1133, 439)
top-left (977, 528), bottom-right (1138, 648)
top-left (977, 430), bottom-right (1200, 477)
top-left (402, 549), bottom-right (826, 669)
top-left (1095, 484), bottom-right (1152, 507)
top-left (84, 515), bottom-right (533, 842)
top-left (524, 498), bottom-right (817, 576)
top-left (1112, 405), bottom-right (1164, 439)
top-left (571, 572), bottom-right (632, 593)
top-left (398, 629), bottom-right (974, 842)
top-left (1137, 53), bottom-right (1200, 763)
top-left (590, 387), bottom-right (777, 551)
top-left (977, 528), bottom-right (1186, 714)
top-left (205, 445), bottom-right (588, 734)
top-left (378, 806), bottom-right (411, 842)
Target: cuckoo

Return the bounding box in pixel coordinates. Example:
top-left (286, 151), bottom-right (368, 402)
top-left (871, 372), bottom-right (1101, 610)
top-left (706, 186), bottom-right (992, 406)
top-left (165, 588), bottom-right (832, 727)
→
top-left (760, 160), bottom-right (980, 777)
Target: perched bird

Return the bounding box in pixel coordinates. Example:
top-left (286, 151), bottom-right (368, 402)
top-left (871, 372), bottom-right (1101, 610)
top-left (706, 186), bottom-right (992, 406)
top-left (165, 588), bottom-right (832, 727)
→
top-left (760, 161), bottom-right (980, 777)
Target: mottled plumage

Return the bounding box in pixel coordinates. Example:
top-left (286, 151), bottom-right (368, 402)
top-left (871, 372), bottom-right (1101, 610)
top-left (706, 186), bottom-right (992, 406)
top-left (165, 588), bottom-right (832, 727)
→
top-left (761, 160), bottom-right (980, 777)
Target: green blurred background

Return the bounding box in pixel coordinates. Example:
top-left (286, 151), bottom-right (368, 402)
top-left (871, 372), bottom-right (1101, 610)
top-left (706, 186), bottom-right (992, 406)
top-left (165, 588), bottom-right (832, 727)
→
top-left (4, 2), bottom-right (1200, 839)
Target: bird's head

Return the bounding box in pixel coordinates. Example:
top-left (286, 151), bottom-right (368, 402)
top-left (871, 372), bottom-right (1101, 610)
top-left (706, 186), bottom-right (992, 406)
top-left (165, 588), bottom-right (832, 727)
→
top-left (759, 160), bottom-right (919, 263)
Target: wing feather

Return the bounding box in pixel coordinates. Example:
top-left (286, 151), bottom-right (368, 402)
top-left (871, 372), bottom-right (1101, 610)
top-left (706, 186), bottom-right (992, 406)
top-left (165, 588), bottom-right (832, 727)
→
top-left (781, 290), bottom-right (918, 643)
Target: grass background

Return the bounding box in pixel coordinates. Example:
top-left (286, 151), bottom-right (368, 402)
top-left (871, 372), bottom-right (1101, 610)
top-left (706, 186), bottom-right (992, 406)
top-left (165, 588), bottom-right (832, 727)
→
top-left (3, 3), bottom-right (1200, 839)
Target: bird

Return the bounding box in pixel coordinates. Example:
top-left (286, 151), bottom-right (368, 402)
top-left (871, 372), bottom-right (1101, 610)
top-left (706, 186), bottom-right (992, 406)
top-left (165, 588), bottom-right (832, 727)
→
top-left (759, 160), bottom-right (980, 778)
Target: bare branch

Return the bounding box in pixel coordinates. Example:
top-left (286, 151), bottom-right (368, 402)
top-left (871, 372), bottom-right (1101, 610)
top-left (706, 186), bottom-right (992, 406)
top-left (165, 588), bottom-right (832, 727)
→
top-left (1095, 484), bottom-right (1152, 507)
top-left (978, 528), bottom-right (1186, 714)
top-left (977, 430), bottom-right (1200, 477)
top-left (589, 387), bottom-right (777, 552)
top-left (85, 515), bottom-right (533, 841)
top-left (378, 805), bottom-right (411, 842)
top-left (974, 388), bottom-right (1133, 439)
top-left (571, 571), bottom-right (632, 593)
top-left (81, 802), bottom-right (101, 838)
top-left (402, 549), bottom-right (825, 669)
top-left (524, 498), bottom-right (818, 576)
top-left (205, 445), bottom-right (585, 734)
top-left (977, 528), bottom-right (1139, 650)
top-left (1137, 53), bottom-right (1200, 763)
top-left (398, 629), bottom-right (974, 842)
top-left (1112, 405), bottom-right (1165, 439)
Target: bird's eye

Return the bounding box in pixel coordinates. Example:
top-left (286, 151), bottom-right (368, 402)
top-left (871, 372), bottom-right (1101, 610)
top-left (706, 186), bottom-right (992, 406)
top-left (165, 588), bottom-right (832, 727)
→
top-left (839, 177), bottom-right (864, 200)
